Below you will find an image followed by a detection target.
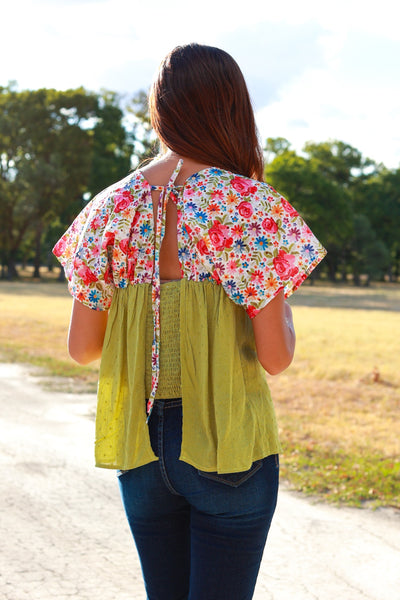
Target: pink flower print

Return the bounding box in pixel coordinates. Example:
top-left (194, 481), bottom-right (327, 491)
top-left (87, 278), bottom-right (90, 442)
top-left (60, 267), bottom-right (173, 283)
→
top-left (281, 198), bottom-right (298, 218)
top-left (211, 189), bottom-right (224, 201)
top-left (90, 216), bottom-right (102, 231)
top-left (273, 250), bottom-right (299, 279)
top-left (91, 241), bottom-right (101, 257)
top-left (74, 258), bottom-right (98, 285)
top-left (231, 176), bottom-right (258, 196)
top-left (250, 269), bottom-right (264, 284)
top-left (262, 217), bottom-right (278, 234)
top-left (288, 226), bottom-right (301, 241)
top-left (53, 237), bottom-right (66, 257)
top-left (226, 259), bottom-right (238, 275)
top-left (114, 189), bottom-right (133, 212)
top-left (119, 238), bottom-right (130, 254)
top-left (237, 201), bottom-right (254, 219)
top-left (214, 261), bottom-right (225, 276)
top-left (208, 221), bottom-right (233, 251)
top-left (248, 222), bottom-right (261, 236)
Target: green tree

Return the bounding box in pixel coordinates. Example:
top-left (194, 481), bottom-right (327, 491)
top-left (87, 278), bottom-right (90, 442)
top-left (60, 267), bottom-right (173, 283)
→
top-left (350, 213), bottom-right (390, 284)
top-left (303, 140), bottom-right (377, 187)
top-left (265, 145), bottom-right (353, 282)
top-left (88, 90), bottom-right (134, 198)
top-left (127, 89), bottom-right (159, 165)
top-left (0, 84), bottom-right (98, 277)
top-left (352, 167), bottom-right (400, 280)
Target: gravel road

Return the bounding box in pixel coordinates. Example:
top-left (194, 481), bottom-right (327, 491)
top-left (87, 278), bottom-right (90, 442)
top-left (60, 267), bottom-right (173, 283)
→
top-left (1, 363), bottom-right (399, 600)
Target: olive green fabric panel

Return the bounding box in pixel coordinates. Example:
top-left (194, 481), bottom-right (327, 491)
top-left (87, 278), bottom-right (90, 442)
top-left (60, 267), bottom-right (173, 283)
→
top-left (180, 280), bottom-right (281, 474)
top-left (95, 280), bottom-right (281, 473)
top-left (95, 284), bottom-right (157, 469)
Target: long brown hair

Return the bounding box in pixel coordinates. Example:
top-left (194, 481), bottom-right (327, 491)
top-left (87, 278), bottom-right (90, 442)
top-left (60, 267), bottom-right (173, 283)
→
top-left (148, 44), bottom-right (264, 181)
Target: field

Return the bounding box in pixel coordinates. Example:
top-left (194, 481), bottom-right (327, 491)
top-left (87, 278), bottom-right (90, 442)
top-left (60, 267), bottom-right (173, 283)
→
top-left (1, 278), bottom-right (399, 508)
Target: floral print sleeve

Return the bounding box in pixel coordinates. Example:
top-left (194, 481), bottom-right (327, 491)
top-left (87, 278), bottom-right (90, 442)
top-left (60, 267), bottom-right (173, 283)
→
top-left (53, 191), bottom-right (117, 310)
top-left (182, 169), bottom-right (327, 318)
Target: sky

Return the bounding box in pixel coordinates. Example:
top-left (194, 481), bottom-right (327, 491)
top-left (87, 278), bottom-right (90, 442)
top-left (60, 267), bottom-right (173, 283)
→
top-left (1, 0), bottom-right (399, 169)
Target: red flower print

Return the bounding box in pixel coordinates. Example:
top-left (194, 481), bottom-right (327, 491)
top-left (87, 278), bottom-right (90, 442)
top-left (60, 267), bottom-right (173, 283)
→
top-left (262, 217), bottom-right (278, 233)
top-left (237, 201), bottom-right (254, 219)
top-left (127, 258), bottom-right (137, 280)
top-left (74, 258), bottom-right (98, 285)
top-left (207, 202), bottom-right (221, 214)
top-left (232, 224), bottom-right (244, 238)
top-left (273, 250), bottom-right (299, 279)
top-left (212, 269), bottom-right (222, 284)
top-left (196, 239), bottom-right (210, 255)
top-left (250, 269), bottom-right (264, 284)
top-left (244, 285), bottom-right (258, 299)
top-left (102, 231), bottom-right (116, 249)
top-left (281, 198), bottom-right (298, 218)
top-left (231, 176), bottom-right (257, 196)
top-left (114, 189), bottom-right (133, 212)
top-left (208, 221), bottom-right (233, 251)
top-left (104, 265), bottom-right (113, 284)
top-left (246, 305), bottom-right (259, 319)
top-left (53, 237), bottom-right (66, 257)
top-left (132, 211), bottom-right (141, 227)
top-left (119, 238), bottom-right (130, 254)
top-left (211, 189), bottom-right (224, 201)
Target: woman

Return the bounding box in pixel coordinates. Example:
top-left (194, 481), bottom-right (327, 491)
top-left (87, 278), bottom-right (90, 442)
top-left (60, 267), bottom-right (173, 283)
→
top-left (54, 44), bottom-right (326, 600)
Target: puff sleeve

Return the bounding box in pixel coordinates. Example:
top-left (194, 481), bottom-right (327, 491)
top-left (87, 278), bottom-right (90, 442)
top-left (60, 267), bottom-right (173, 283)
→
top-left (53, 190), bottom-right (116, 311)
top-left (184, 176), bottom-right (327, 318)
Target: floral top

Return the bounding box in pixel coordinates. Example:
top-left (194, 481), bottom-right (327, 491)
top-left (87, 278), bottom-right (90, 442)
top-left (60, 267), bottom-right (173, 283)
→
top-left (53, 159), bottom-right (326, 418)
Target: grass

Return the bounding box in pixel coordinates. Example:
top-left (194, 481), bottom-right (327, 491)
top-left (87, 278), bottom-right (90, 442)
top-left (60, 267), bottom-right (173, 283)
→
top-left (1, 275), bottom-right (399, 508)
top-left (269, 283), bottom-right (400, 508)
top-left (0, 279), bottom-right (100, 391)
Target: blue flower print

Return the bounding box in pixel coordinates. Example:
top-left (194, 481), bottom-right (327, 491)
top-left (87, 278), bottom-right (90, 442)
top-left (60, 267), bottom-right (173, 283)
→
top-left (140, 222), bottom-right (151, 237)
top-left (234, 240), bottom-right (246, 253)
top-left (209, 168), bottom-right (223, 176)
top-left (88, 289), bottom-right (100, 303)
top-left (225, 280), bottom-right (236, 292)
top-left (232, 291), bottom-right (244, 304)
top-left (255, 236), bottom-right (268, 250)
top-left (195, 210), bottom-right (208, 224)
top-left (186, 202), bottom-right (197, 213)
top-left (302, 243), bottom-right (315, 260)
top-left (178, 247), bottom-right (191, 260)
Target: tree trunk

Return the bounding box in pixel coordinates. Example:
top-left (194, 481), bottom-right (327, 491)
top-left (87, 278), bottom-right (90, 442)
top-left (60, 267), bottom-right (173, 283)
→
top-left (7, 257), bottom-right (18, 279)
top-left (32, 223), bottom-right (43, 278)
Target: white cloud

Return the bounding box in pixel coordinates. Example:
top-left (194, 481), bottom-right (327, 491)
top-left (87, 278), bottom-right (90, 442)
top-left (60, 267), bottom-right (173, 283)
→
top-left (1, 0), bottom-right (399, 168)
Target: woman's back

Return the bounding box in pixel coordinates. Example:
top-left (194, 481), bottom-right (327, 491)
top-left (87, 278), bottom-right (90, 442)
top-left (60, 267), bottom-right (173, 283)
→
top-left (140, 153), bottom-right (211, 281)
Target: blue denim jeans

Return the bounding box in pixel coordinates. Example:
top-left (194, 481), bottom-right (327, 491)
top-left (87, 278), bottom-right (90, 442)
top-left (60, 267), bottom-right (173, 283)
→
top-left (118, 398), bottom-right (279, 600)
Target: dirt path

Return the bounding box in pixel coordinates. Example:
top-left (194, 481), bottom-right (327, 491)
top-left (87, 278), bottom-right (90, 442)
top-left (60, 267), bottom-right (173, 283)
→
top-left (1, 363), bottom-right (399, 600)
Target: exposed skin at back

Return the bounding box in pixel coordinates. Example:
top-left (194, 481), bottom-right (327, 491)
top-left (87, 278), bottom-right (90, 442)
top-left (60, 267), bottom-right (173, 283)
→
top-left (68, 152), bottom-right (295, 373)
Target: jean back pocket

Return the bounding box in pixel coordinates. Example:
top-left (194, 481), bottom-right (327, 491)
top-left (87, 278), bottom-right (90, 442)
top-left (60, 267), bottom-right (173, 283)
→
top-left (197, 459), bottom-right (263, 488)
